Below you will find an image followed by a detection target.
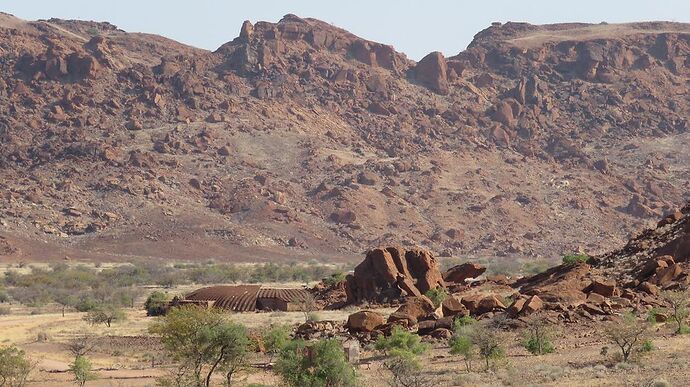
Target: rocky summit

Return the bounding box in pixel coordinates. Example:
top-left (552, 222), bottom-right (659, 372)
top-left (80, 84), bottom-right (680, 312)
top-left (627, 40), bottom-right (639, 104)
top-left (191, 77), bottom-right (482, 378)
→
top-left (0, 13), bottom-right (689, 262)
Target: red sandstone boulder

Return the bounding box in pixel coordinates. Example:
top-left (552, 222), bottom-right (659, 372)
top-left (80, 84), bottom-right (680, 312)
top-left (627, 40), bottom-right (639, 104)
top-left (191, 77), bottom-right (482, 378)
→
top-left (443, 263), bottom-right (486, 284)
top-left (441, 296), bottom-right (468, 317)
top-left (414, 52), bottom-right (449, 95)
top-left (388, 296), bottom-right (436, 325)
top-left (346, 310), bottom-right (385, 332)
top-left (587, 279), bottom-right (617, 297)
top-left (345, 247), bottom-right (444, 304)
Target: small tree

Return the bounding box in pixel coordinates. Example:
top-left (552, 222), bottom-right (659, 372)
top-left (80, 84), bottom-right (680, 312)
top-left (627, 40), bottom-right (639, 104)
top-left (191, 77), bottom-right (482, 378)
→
top-left (384, 349), bottom-right (433, 387)
top-left (66, 336), bottom-right (96, 358)
top-left (144, 291), bottom-right (169, 317)
top-left (275, 339), bottom-right (357, 387)
top-left (471, 323), bottom-right (505, 371)
top-left (149, 306), bottom-right (250, 387)
top-left (263, 324), bottom-right (291, 364)
top-left (70, 356), bottom-right (97, 387)
top-left (424, 288), bottom-right (448, 308)
top-left (662, 289), bottom-right (690, 334)
top-left (0, 346), bottom-right (34, 387)
top-left (523, 317), bottom-right (555, 355)
top-left (295, 293), bottom-right (319, 323)
top-left (83, 305), bottom-right (125, 327)
top-left (449, 329), bottom-right (475, 372)
top-left (603, 313), bottom-right (648, 362)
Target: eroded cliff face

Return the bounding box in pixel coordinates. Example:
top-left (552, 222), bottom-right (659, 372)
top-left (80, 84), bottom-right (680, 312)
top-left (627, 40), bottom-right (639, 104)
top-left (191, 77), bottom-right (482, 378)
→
top-left (0, 13), bottom-right (688, 262)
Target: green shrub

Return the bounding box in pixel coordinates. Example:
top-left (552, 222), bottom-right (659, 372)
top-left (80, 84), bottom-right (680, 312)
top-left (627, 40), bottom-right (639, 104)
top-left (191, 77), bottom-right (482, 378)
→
top-left (562, 253), bottom-right (589, 265)
top-left (70, 355), bottom-right (97, 387)
top-left (144, 291), bottom-right (169, 316)
top-left (425, 287), bottom-right (448, 308)
top-left (275, 339), bottom-right (356, 387)
top-left (375, 326), bottom-right (429, 356)
top-left (639, 339), bottom-right (654, 353)
top-left (263, 324), bottom-right (291, 362)
top-left (523, 318), bottom-right (555, 355)
top-left (450, 329), bottom-right (475, 372)
top-left (0, 346), bottom-right (34, 386)
top-left (452, 315), bottom-right (476, 331)
top-left (322, 272), bottom-right (347, 287)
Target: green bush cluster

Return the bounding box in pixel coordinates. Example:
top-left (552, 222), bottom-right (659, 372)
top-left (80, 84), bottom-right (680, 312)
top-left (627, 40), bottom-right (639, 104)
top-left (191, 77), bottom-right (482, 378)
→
top-left (561, 253), bottom-right (589, 265)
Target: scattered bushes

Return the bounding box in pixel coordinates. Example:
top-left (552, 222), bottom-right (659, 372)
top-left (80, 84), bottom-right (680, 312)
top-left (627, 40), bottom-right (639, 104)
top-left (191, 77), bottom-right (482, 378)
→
top-left (0, 346), bottom-right (34, 387)
top-left (0, 305), bottom-right (10, 316)
top-left (561, 253), bottom-right (589, 265)
top-left (425, 287), bottom-right (448, 308)
top-left (275, 339), bottom-right (356, 387)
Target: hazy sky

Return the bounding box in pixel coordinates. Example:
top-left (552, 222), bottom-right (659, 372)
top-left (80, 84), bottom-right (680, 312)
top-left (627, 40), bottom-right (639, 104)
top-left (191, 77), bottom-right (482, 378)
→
top-left (3, 1), bottom-right (689, 60)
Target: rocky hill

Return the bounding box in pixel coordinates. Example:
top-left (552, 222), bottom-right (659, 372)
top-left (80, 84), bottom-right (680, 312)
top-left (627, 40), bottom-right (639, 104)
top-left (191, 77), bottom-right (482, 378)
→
top-left (0, 13), bottom-right (689, 263)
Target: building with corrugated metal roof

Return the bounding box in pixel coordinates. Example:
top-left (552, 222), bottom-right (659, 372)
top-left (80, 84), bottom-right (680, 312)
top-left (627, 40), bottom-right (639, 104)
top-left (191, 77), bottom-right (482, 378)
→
top-left (173, 285), bottom-right (312, 312)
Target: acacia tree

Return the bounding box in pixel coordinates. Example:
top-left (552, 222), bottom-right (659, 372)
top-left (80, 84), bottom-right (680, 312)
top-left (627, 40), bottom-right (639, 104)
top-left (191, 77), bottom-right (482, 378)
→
top-left (662, 289), bottom-right (690, 334)
top-left (604, 313), bottom-right (648, 362)
top-left (149, 306), bottom-right (250, 387)
top-left (83, 305), bottom-right (125, 328)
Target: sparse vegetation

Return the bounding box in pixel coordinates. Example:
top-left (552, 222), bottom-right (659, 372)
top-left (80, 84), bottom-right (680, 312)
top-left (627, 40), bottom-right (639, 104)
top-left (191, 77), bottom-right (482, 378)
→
top-left (322, 272), bottom-right (347, 287)
top-left (275, 339), bottom-right (356, 387)
top-left (0, 346), bottom-right (33, 387)
top-left (450, 323), bottom-right (475, 372)
top-left (425, 287), bottom-right (448, 308)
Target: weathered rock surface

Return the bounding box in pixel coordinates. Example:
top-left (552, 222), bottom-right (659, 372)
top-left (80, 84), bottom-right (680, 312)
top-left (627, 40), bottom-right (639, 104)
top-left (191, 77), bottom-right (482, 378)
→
top-left (345, 246), bottom-right (444, 304)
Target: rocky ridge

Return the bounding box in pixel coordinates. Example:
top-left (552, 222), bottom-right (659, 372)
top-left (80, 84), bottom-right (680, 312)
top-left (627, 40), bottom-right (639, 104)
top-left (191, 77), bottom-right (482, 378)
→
top-left (0, 14), bottom-right (689, 262)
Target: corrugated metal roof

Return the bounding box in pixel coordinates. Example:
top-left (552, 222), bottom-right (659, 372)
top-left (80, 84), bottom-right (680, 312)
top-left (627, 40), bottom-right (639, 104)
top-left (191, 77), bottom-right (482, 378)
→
top-left (185, 285), bottom-right (261, 312)
top-left (184, 285), bottom-right (311, 312)
top-left (257, 288), bottom-right (311, 303)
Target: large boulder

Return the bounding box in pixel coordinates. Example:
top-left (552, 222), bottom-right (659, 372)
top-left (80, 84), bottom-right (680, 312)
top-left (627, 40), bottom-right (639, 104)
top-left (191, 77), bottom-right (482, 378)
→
top-left (346, 310), bottom-right (385, 332)
top-left (461, 294), bottom-right (506, 316)
top-left (414, 52), bottom-right (449, 95)
top-left (345, 246), bottom-right (445, 304)
top-left (388, 296), bottom-right (436, 325)
top-left (441, 296), bottom-right (468, 317)
top-left (443, 263), bottom-right (486, 284)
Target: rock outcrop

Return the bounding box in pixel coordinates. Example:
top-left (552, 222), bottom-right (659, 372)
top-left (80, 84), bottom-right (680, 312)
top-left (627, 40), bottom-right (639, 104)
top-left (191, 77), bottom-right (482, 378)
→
top-left (345, 246), bottom-right (445, 304)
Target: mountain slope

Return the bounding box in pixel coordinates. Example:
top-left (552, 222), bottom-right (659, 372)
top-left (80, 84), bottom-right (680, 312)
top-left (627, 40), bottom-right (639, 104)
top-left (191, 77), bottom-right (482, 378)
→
top-left (0, 14), bottom-right (689, 263)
